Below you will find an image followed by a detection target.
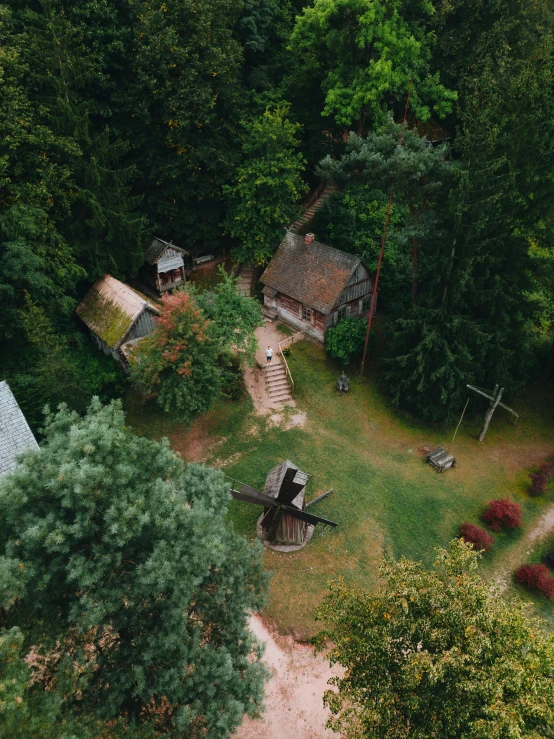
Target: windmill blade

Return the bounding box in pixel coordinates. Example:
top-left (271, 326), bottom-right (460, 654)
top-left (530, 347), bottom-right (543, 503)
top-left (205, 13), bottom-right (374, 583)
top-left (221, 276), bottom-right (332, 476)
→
top-left (282, 505), bottom-right (338, 528)
top-left (230, 484), bottom-right (276, 508)
top-left (277, 466), bottom-right (306, 506)
top-left (265, 509), bottom-right (282, 543)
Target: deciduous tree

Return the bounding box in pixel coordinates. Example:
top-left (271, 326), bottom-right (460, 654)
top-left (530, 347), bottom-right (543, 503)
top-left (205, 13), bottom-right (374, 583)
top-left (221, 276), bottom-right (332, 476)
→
top-left (132, 291), bottom-right (222, 423)
top-left (316, 539), bottom-right (554, 738)
top-left (289, 0), bottom-right (456, 131)
top-left (224, 106), bottom-right (307, 265)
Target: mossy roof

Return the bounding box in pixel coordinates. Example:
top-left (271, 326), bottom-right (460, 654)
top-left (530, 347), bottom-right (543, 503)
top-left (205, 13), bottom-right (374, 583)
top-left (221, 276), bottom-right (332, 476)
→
top-left (76, 275), bottom-right (160, 350)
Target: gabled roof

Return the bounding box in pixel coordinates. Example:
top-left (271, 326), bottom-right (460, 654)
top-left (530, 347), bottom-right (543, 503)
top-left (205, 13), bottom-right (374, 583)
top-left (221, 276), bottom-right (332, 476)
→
top-left (260, 233), bottom-right (361, 315)
top-left (76, 275), bottom-right (160, 350)
top-left (264, 460), bottom-right (308, 510)
top-left (0, 381), bottom-right (39, 478)
top-left (144, 237), bottom-right (188, 265)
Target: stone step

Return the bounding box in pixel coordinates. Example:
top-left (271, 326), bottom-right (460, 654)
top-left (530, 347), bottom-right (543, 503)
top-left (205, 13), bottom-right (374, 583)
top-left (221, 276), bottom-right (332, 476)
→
top-left (269, 391), bottom-right (293, 403)
top-left (267, 378), bottom-right (289, 389)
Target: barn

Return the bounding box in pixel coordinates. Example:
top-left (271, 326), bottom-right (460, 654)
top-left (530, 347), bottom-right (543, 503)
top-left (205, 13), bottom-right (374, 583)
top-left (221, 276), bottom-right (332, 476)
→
top-left (76, 275), bottom-right (160, 369)
top-left (142, 237), bottom-right (189, 295)
top-left (0, 381), bottom-right (39, 478)
top-left (260, 232), bottom-right (375, 342)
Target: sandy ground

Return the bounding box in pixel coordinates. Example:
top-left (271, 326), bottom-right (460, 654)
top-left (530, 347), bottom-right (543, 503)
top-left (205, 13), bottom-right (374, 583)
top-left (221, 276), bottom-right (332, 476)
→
top-left (493, 501), bottom-right (554, 592)
top-left (235, 615), bottom-right (340, 739)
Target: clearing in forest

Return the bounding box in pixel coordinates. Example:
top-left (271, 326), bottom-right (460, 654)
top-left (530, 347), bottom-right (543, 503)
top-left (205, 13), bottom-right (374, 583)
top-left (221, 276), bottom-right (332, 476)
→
top-left (125, 340), bottom-right (554, 638)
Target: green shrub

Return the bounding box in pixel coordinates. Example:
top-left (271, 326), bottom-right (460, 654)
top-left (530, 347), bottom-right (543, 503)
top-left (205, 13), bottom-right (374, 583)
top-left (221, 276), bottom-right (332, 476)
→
top-left (325, 318), bottom-right (373, 366)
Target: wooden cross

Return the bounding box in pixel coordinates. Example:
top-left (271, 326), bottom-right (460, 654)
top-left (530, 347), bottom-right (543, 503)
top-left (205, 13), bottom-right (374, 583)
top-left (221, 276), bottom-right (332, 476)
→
top-left (467, 384), bottom-right (519, 441)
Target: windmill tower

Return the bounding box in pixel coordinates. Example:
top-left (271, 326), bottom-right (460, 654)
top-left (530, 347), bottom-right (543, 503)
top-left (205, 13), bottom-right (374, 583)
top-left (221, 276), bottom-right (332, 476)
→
top-left (230, 460), bottom-right (337, 551)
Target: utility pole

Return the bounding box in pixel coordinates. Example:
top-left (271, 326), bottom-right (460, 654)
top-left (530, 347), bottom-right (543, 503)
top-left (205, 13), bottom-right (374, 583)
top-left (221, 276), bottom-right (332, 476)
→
top-left (467, 384), bottom-right (519, 441)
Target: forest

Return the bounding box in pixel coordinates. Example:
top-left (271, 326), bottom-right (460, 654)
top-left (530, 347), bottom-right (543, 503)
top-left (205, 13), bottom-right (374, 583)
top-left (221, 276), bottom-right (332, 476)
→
top-left (1, 0), bottom-right (554, 426)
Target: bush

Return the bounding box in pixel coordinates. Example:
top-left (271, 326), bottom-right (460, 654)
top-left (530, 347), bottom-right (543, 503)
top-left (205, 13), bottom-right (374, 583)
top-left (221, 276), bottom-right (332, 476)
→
top-left (325, 317), bottom-right (373, 366)
top-left (542, 547), bottom-right (554, 570)
top-left (481, 499), bottom-right (522, 532)
top-left (529, 457), bottom-right (554, 496)
top-left (281, 346), bottom-right (292, 357)
top-left (220, 351), bottom-right (245, 401)
top-left (460, 523), bottom-right (494, 552)
top-left (515, 564), bottom-right (554, 599)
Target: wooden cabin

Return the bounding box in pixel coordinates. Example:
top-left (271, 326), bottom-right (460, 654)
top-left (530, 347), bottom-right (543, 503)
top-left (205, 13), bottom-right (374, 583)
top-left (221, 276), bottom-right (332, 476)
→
top-left (76, 275), bottom-right (160, 370)
top-left (260, 232), bottom-right (375, 342)
top-left (0, 380), bottom-right (39, 478)
top-left (143, 237), bottom-right (189, 295)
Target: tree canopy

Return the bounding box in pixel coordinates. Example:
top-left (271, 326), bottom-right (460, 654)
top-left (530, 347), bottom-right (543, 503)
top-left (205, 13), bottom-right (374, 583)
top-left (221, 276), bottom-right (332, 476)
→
top-left (0, 399), bottom-right (268, 738)
top-left (317, 539), bottom-right (554, 738)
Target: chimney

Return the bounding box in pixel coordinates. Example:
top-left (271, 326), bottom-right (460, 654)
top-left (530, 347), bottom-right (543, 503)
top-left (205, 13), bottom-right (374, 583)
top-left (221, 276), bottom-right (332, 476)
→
top-left (304, 233), bottom-right (315, 246)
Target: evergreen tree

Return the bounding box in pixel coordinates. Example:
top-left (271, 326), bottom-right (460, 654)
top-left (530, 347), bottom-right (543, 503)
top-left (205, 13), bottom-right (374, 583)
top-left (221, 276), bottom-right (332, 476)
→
top-left (317, 539), bottom-right (554, 738)
top-left (318, 118), bottom-right (453, 306)
top-left (125, 0), bottom-right (246, 248)
top-left (0, 399), bottom-right (268, 738)
top-left (224, 106), bottom-right (307, 264)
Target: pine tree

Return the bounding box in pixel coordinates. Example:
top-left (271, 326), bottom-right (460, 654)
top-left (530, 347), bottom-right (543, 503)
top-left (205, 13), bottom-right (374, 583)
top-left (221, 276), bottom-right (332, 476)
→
top-left (0, 399), bottom-right (268, 738)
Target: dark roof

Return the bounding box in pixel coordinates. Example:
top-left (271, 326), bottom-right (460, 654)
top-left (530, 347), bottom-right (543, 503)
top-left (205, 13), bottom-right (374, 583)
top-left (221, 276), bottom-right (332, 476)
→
top-left (144, 237), bottom-right (188, 265)
top-left (0, 381), bottom-right (39, 478)
top-left (260, 233), bottom-right (361, 315)
top-left (76, 275), bottom-right (160, 350)
top-left (263, 460), bottom-right (308, 509)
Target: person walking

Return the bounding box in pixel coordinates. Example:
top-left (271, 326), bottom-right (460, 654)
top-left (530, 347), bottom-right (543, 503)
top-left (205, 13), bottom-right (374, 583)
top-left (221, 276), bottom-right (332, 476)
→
top-left (266, 345), bottom-right (273, 366)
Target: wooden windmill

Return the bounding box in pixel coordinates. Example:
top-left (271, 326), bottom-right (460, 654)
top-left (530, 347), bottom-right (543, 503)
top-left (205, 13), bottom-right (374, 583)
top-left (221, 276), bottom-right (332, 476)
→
top-left (230, 460), bottom-right (337, 547)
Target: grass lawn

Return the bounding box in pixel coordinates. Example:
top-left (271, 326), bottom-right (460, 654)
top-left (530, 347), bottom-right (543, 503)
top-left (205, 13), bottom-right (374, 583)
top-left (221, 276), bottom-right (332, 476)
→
top-left (125, 340), bottom-right (554, 639)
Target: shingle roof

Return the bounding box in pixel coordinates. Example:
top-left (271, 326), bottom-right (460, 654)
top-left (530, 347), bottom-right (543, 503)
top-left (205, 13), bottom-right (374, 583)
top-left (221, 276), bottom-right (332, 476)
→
top-left (260, 233), bottom-right (361, 315)
top-left (144, 237), bottom-right (188, 265)
top-left (0, 381), bottom-right (39, 478)
top-left (76, 275), bottom-right (160, 349)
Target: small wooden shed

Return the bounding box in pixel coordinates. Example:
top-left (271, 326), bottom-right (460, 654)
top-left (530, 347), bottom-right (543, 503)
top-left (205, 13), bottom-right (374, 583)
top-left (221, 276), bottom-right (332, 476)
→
top-left (76, 275), bottom-right (160, 369)
top-left (260, 233), bottom-right (375, 342)
top-left (143, 237), bottom-right (189, 295)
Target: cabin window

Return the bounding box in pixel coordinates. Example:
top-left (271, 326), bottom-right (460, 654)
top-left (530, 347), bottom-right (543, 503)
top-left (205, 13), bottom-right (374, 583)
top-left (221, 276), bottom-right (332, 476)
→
top-left (362, 295), bottom-right (371, 312)
top-left (302, 305), bottom-right (311, 322)
top-left (337, 305), bottom-right (349, 322)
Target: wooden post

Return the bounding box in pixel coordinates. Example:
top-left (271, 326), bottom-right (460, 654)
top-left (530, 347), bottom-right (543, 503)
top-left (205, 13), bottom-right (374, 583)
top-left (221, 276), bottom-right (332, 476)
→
top-left (478, 386), bottom-right (504, 442)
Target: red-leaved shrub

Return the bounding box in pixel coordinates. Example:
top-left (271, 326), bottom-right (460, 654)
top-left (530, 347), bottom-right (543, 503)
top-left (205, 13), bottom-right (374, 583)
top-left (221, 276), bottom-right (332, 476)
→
top-left (515, 564), bottom-right (554, 599)
top-left (481, 499), bottom-right (522, 531)
top-left (530, 458), bottom-right (554, 496)
top-left (460, 523), bottom-right (494, 552)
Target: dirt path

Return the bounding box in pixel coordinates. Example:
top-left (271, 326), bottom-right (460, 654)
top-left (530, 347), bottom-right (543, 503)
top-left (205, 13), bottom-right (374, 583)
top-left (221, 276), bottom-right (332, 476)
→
top-left (493, 502), bottom-right (554, 592)
top-left (243, 323), bottom-right (307, 429)
top-left (235, 615), bottom-right (340, 739)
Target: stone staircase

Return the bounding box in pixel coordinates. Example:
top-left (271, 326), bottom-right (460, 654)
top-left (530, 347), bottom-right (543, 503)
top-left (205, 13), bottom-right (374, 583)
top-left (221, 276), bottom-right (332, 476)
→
top-left (264, 361), bottom-right (293, 404)
top-left (290, 183), bottom-right (340, 233)
top-left (235, 264), bottom-right (255, 297)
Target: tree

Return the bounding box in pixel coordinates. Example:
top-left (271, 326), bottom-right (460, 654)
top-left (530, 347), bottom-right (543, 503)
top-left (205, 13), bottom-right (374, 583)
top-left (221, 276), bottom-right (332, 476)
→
top-left (125, 0), bottom-right (246, 248)
top-left (289, 0), bottom-right (456, 132)
top-left (224, 106), bottom-right (307, 265)
top-left (316, 539), bottom-right (554, 738)
top-left (325, 318), bottom-right (371, 366)
top-left (132, 291), bottom-right (222, 423)
top-left (193, 268), bottom-right (264, 366)
top-left (0, 399), bottom-right (268, 738)
top-left (318, 119), bottom-right (454, 306)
